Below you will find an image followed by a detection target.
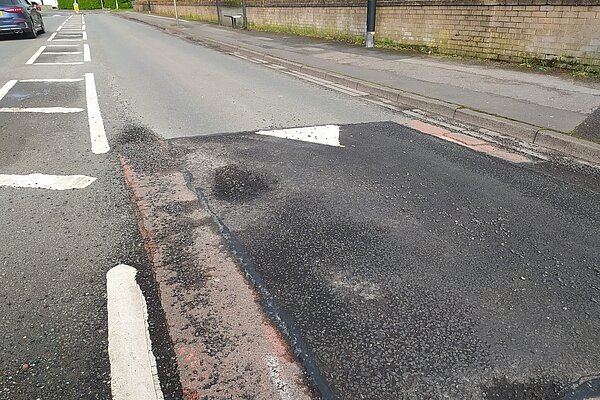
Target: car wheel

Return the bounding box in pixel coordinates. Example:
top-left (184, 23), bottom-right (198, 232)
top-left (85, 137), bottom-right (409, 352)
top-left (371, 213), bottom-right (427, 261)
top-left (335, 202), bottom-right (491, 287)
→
top-left (25, 19), bottom-right (37, 38)
top-left (39, 20), bottom-right (45, 34)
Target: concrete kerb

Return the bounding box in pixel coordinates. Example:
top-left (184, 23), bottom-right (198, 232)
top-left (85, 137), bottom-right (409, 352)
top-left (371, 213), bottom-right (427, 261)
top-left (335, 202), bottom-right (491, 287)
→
top-left (535, 130), bottom-right (600, 163)
top-left (119, 12), bottom-right (600, 166)
top-left (454, 108), bottom-right (539, 143)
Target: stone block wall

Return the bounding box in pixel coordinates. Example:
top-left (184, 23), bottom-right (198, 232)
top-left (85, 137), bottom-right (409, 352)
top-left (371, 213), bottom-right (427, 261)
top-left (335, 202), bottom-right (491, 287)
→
top-left (246, 1), bottom-right (600, 67)
top-left (135, 0), bottom-right (600, 67)
top-left (134, 1), bottom-right (218, 22)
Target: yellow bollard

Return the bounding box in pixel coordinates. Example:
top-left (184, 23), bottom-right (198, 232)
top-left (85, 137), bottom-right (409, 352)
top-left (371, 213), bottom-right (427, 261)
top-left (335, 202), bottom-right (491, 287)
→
top-left (73, 1), bottom-right (79, 13)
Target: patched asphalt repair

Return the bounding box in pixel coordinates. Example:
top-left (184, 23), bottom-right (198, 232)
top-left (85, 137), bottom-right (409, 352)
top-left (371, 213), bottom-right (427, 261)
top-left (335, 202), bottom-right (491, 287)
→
top-left (167, 121), bottom-right (600, 400)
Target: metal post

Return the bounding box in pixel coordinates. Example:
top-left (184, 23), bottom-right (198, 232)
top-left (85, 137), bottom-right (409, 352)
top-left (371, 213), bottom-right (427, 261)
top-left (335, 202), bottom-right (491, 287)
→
top-left (173, 0), bottom-right (178, 24)
top-left (242, 0), bottom-right (247, 29)
top-left (115, 0), bottom-right (118, 9)
top-left (366, 0), bottom-right (376, 48)
top-left (216, 0), bottom-right (222, 25)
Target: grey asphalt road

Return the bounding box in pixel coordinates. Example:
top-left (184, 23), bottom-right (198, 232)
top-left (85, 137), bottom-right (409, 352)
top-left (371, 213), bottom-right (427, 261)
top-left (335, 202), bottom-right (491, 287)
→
top-left (0, 11), bottom-right (179, 400)
top-left (90, 12), bottom-right (599, 399)
top-left (2, 10), bottom-right (600, 400)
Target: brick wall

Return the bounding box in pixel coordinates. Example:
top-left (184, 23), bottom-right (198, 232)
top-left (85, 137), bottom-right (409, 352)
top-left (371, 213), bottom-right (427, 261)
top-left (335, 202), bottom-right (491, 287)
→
top-left (246, 2), bottom-right (600, 67)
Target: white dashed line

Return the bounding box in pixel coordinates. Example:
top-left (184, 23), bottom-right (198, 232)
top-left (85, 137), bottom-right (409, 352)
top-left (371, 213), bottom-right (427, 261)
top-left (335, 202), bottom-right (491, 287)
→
top-left (0, 80), bottom-right (18, 101)
top-left (34, 62), bottom-right (84, 65)
top-left (85, 73), bottom-right (109, 154)
top-left (20, 78), bottom-right (83, 82)
top-left (43, 51), bottom-right (83, 54)
top-left (83, 31), bottom-right (87, 40)
top-left (26, 46), bottom-right (46, 65)
top-left (46, 32), bottom-right (57, 41)
top-left (0, 173), bottom-right (96, 190)
top-left (107, 264), bottom-right (165, 400)
top-left (257, 125), bottom-right (343, 147)
top-left (0, 107), bottom-right (84, 113)
top-left (84, 44), bottom-right (91, 62)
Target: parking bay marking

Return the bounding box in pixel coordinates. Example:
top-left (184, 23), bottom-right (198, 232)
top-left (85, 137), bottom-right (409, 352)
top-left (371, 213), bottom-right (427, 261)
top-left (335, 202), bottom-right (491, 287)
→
top-left (26, 46), bottom-right (46, 65)
top-left (0, 173), bottom-right (96, 190)
top-left (26, 44), bottom-right (90, 65)
top-left (107, 264), bottom-right (165, 400)
top-left (20, 78), bottom-right (83, 82)
top-left (0, 75), bottom-right (109, 154)
top-left (0, 80), bottom-right (18, 101)
top-left (85, 73), bottom-right (109, 154)
top-left (47, 31), bottom-right (87, 42)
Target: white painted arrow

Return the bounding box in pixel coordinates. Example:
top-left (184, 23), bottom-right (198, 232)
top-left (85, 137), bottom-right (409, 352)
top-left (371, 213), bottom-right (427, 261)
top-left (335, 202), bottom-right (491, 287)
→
top-left (256, 124), bottom-right (343, 147)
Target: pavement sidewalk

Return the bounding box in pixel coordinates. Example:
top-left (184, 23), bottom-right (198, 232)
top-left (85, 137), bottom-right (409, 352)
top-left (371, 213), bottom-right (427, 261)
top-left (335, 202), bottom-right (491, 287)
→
top-left (120, 11), bottom-right (600, 162)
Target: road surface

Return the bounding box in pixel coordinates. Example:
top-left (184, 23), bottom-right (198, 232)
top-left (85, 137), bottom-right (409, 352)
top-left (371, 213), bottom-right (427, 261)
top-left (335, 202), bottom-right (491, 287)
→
top-left (0, 10), bottom-right (599, 400)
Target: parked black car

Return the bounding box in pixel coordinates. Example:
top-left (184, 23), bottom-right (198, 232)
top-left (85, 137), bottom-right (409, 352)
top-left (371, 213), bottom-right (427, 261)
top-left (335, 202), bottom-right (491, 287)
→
top-left (0, 0), bottom-right (45, 39)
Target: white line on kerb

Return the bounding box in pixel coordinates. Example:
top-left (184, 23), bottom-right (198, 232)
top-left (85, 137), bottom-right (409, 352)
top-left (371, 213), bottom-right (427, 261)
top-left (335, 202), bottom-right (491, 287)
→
top-left (107, 265), bottom-right (165, 400)
top-left (0, 173), bottom-right (96, 190)
top-left (0, 80), bottom-right (18, 101)
top-left (85, 73), bottom-right (109, 154)
top-left (46, 32), bottom-right (57, 41)
top-left (84, 44), bottom-right (91, 62)
top-left (257, 125), bottom-right (343, 147)
top-left (0, 107), bottom-right (84, 113)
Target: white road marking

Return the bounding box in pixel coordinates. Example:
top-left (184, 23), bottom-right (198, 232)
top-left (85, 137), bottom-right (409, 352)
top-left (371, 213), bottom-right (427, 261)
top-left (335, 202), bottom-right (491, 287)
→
top-left (282, 70), bottom-right (369, 97)
top-left (82, 24), bottom-right (86, 31)
top-left (34, 62), bottom-right (84, 65)
top-left (56, 25), bottom-right (62, 31)
top-left (20, 78), bottom-right (83, 82)
top-left (50, 38), bottom-right (83, 42)
top-left (83, 31), bottom-right (87, 40)
top-left (47, 44), bottom-right (79, 47)
top-left (46, 32), bottom-right (57, 41)
top-left (85, 73), bottom-right (109, 154)
top-left (0, 173), bottom-right (96, 190)
top-left (0, 80), bottom-right (18, 101)
top-left (43, 51), bottom-right (83, 54)
top-left (107, 264), bottom-right (165, 400)
top-left (26, 46), bottom-right (47, 64)
top-left (0, 107), bottom-right (84, 113)
top-left (84, 44), bottom-right (91, 62)
top-left (257, 125), bottom-right (343, 147)
top-left (266, 355), bottom-right (293, 400)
